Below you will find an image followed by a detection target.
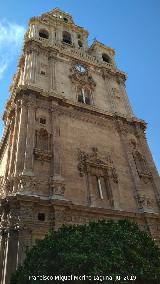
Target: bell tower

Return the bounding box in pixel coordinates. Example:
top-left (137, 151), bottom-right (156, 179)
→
top-left (0, 8), bottom-right (160, 284)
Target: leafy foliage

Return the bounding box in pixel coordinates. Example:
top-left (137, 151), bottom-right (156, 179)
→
top-left (11, 220), bottom-right (160, 284)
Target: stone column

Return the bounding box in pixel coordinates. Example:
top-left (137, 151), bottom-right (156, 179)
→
top-left (14, 99), bottom-right (28, 179)
top-left (0, 233), bottom-right (7, 284)
top-left (30, 48), bottom-right (38, 85)
top-left (17, 228), bottom-right (32, 266)
top-left (23, 97), bottom-right (36, 176)
top-left (23, 52), bottom-right (30, 84)
top-left (2, 230), bottom-right (19, 284)
top-left (87, 174), bottom-right (96, 206)
top-left (108, 170), bottom-right (120, 209)
top-left (30, 24), bottom-right (36, 38)
top-left (85, 170), bottom-right (91, 206)
top-left (3, 118), bottom-right (15, 183)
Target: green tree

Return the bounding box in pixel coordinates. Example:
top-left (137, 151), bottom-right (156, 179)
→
top-left (11, 220), bottom-right (160, 284)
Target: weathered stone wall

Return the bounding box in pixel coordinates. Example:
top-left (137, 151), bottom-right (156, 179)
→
top-left (0, 8), bottom-right (160, 284)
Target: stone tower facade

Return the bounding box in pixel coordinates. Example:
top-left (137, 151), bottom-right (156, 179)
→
top-left (0, 8), bottom-right (160, 283)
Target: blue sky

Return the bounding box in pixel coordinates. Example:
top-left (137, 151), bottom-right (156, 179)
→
top-left (0, 0), bottom-right (160, 173)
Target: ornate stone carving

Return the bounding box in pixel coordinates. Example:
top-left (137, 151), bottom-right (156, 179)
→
top-left (0, 203), bottom-right (21, 234)
top-left (50, 176), bottom-right (65, 197)
top-left (18, 175), bottom-right (38, 193)
top-left (69, 63), bottom-right (96, 90)
top-left (0, 177), bottom-right (7, 197)
top-left (34, 148), bottom-right (52, 161)
top-left (133, 150), bottom-right (152, 179)
top-left (34, 128), bottom-right (52, 161)
top-left (77, 147), bottom-right (118, 183)
top-left (137, 195), bottom-right (154, 210)
top-left (0, 212), bottom-right (8, 232)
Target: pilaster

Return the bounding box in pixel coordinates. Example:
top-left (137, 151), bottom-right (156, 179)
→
top-left (0, 233), bottom-right (7, 283)
top-left (2, 230), bottom-right (19, 284)
top-left (3, 118), bottom-right (15, 188)
top-left (48, 53), bottom-right (57, 91)
top-left (14, 98), bottom-right (28, 176)
top-left (118, 77), bottom-right (133, 117)
top-left (17, 227), bottom-right (32, 266)
top-left (116, 119), bottom-right (142, 209)
top-left (30, 48), bottom-right (38, 84)
top-left (135, 125), bottom-right (160, 209)
top-left (103, 72), bottom-right (115, 113)
top-left (23, 95), bottom-right (36, 176)
top-left (8, 103), bottom-right (21, 177)
top-left (50, 103), bottom-right (65, 199)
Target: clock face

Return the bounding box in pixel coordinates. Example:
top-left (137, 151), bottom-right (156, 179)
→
top-left (75, 64), bottom-right (86, 73)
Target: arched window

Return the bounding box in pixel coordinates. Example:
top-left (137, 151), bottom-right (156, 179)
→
top-left (78, 87), bottom-right (91, 105)
top-left (102, 53), bottom-right (111, 64)
top-left (39, 29), bottom-right (49, 39)
top-left (78, 40), bottom-right (83, 48)
top-left (62, 31), bottom-right (72, 44)
top-left (63, 17), bottom-right (68, 23)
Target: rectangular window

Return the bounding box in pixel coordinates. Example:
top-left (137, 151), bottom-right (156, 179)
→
top-left (97, 177), bottom-right (104, 199)
top-left (40, 70), bottom-right (46, 76)
top-left (91, 175), bottom-right (111, 202)
top-left (38, 213), bottom-right (45, 221)
top-left (78, 88), bottom-right (90, 105)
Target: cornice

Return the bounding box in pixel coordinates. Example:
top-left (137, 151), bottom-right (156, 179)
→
top-left (1, 195), bottom-right (159, 221)
top-left (17, 85), bottom-right (147, 128)
top-left (15, 84), bottom-right (146, 129)
top-left (23, 38), bottom-right (127, 79)
top-left (3, 82), bottom-right (146, 133)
